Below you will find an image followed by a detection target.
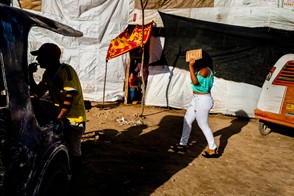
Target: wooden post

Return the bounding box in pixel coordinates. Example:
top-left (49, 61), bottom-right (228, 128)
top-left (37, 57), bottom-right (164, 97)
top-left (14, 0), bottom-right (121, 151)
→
top-left (139, 0), bottom-right (146, 117)
top-left (124, 55), bottom-right (131, 104)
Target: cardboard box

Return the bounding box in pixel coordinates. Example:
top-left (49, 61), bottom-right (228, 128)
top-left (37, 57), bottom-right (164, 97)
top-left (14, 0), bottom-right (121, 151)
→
top-left (186, 49), bottom-right (202, 62)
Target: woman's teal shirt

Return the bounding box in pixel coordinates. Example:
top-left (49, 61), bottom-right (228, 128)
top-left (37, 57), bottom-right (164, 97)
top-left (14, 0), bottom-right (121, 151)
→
top-left (191, 68), bottom-right (214, 93)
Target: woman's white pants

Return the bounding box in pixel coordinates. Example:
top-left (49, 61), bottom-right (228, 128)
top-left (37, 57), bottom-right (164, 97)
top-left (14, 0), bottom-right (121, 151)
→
top-left (179, 93), bottom-right (217, 150)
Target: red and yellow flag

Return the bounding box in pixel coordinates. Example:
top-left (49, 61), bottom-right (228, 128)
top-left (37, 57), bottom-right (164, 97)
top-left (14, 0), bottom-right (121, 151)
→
top-left (106, 22), bottom-right (153, 60)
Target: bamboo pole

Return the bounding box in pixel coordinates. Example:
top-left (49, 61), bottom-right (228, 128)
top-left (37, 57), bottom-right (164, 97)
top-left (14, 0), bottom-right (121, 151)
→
top-left (124, 55), bottom-right (131, 104)
top-left (102, 60), bottom-right (108, 108)
top-left (139, 0), bottom-right (146, 117)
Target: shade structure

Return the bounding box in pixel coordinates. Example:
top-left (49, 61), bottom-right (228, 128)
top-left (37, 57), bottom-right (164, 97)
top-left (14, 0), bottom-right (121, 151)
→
top-left (159, 12), bottom-right (294, 87)
top-left (106, 22), bottom-right (153, 60)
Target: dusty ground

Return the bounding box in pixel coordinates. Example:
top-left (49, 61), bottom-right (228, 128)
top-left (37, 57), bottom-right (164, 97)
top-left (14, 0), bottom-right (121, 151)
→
top-left (79, 102), bottom-right (294, 196)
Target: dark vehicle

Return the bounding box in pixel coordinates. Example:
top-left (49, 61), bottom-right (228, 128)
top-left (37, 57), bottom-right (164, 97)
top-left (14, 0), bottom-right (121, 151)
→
top-left (0, 4), bottom-right (82, 195)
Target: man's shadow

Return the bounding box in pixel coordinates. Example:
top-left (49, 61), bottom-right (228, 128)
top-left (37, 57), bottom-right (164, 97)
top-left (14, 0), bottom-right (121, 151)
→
top-left (213, 110), bottom-right (250, 156)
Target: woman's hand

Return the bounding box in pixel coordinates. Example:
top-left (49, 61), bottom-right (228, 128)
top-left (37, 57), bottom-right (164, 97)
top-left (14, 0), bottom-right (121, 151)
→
top-left (189, 58), bottom-right (196, 67)
top-left (188, 58), bottom-right (199, 85)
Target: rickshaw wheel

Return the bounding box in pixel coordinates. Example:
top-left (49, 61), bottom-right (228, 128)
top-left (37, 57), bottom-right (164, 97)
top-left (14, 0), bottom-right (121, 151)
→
top-left (259, 120), bottom-right (272, 136)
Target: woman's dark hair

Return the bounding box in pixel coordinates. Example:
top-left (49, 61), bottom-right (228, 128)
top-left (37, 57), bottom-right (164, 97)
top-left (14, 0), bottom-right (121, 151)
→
top-left (194, 51), bottom-right (213, 72)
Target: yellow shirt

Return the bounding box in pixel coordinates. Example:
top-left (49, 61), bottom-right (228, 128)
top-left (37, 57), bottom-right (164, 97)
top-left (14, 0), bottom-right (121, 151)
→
top-left (40, 63), bottom-right (86, 123)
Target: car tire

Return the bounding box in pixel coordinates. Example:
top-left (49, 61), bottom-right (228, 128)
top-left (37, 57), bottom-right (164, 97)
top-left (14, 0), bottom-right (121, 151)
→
top-left (259, 120), bottom-right (272, 136)
top-left (37, 160), bottom-right (69, 196)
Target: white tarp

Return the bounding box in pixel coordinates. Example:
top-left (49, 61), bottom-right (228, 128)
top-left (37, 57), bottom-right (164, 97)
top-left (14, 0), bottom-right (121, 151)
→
top-left (131, 0), bottom-right (294, 117)
top-left (145, 37), bottom-right (262, 117)
top-left (16, 0), bottom-right (294, 117)
top-left (130, 0), bottom-right (294, 30)
top-left (27, 0), bottom-right (130, 101)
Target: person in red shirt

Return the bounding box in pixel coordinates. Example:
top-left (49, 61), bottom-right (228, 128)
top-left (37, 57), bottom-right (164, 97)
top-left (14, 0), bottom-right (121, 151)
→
top-left (129, 72), bottom-right (139, 103)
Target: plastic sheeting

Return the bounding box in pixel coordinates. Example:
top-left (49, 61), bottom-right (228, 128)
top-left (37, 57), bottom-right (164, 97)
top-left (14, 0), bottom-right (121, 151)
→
top-left (159, 12), bottom-right (294, 87)
top-left (145, 36), bottom-right (262, 117)
top-left (15, 0), bottom-right (294, 117)
top-left (146, 68), bottom-right (261, 117)
top-left (130, 0), bottom-right (294, 31)
top-left (132, 0), bottom-right (294, 117)
top-left (26, 0), bottom-right (130, 101)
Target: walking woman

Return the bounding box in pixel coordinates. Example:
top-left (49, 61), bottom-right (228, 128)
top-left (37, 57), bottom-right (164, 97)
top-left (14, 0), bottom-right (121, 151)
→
top-left (171, 51), bottom-right (218, 158)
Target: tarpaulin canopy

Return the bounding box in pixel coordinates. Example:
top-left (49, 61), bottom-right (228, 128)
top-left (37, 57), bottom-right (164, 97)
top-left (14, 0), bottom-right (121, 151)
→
top-left (20, 0), bottom-right (294, 117)
top-left (106, 22), bottom-right (153, 60)
top-left (159, 12), bottom-right (294, 87)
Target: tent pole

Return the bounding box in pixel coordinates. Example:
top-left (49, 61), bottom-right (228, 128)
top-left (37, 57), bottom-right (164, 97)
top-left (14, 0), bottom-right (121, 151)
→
top-left (139, 0), bottom-right (146, 117)
top-left (103, 60), bottom-right (108, 108)
top-left (124, 55), bottom-right (131, 104)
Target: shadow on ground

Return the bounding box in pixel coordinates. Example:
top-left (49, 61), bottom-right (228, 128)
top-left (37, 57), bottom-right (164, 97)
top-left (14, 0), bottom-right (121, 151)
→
top-left (80, 114), bottom-right (249, 195)
top-left (268, 124), bottom-right (294, 137)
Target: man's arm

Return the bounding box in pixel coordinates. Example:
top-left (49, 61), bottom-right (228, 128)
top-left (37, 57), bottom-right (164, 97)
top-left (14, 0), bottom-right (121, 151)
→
top-left (57, 87), bottom-right (77, 120)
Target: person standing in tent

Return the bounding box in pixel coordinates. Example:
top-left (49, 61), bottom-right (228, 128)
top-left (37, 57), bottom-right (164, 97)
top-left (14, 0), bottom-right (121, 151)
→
top-left (171, 51), bottom-right (219, 158)
top-left (128, 71), bottom-right (139, 103)
top-left (28, 43), bottom-right (86, 192)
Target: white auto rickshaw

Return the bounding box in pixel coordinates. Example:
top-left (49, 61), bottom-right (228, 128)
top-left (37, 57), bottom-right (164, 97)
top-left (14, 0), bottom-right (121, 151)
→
top-left (255, 54), bottom-right (294, 135)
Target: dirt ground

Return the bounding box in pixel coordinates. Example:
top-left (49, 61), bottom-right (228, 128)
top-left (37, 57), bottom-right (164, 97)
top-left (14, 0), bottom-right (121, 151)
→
top-left (79, 102), bottom-right (294, 196)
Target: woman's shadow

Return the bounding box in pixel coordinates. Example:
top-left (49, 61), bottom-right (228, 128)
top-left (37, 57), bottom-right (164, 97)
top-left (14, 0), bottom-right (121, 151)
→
top-left (213, 110), bottom-right (250, 156)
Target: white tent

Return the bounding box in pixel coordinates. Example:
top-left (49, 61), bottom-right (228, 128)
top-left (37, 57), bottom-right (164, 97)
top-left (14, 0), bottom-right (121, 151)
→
top-left (128, 0), bottom-right (294, 117)
top-left (12, 0), bottom-right (294, 117)
top-left (21, 0), bottom-right (130, 102)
